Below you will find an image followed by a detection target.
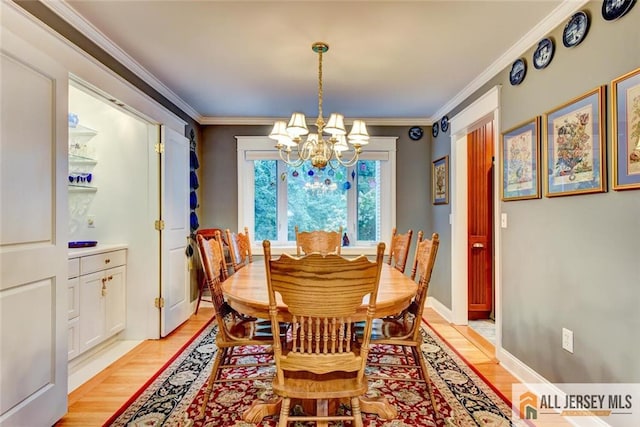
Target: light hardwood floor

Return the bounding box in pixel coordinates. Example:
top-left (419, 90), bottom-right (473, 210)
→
top-left (54, 307), bottom-right (547, 426)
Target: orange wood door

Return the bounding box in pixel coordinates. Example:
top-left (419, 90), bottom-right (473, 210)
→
top-left (467, 122), bottom-right (494, 320)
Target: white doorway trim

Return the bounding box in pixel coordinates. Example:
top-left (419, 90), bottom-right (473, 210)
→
top-left (449, 85), bottom-right (503, 352)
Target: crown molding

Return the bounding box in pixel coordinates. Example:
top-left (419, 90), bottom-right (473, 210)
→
top-left (431, 0), bottom-right (589, 122)
top-left (200, 116), bottom-right (434, 126)
top-left (42, 0), bottom-right (203, 123)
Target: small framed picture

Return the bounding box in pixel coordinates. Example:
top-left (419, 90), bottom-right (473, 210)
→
top-left (500, 117), bottom-right (541, 201)
top-left (543, 86), bottom-right (606, 197)
top-left (611, 67), bottom-right (640, 191)
top-left (432, 156), bottom-right (449, 205)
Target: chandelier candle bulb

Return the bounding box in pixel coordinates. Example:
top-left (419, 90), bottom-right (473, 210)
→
top-left (268, 41), bottom-right (370, 168)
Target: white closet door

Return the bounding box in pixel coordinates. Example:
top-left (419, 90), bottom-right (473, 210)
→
top-left (159, 125), bottom-right (191, 336)
top-left (0, 18), bottom-right (69, 426)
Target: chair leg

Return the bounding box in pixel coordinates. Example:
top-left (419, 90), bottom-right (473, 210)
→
top-left (194, 277), bottom-right (207, 314)
top-left (278, 397), bottom-right (291, 427)
top-left (197, 347), bottom-right (228, 419)
top-left (351, 396), bottom-right (364, 427)
top-left (413, 346), bottom-right (439, 417)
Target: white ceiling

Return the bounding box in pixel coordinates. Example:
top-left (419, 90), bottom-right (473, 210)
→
top-left (49, 1), bottom-right (586, 125)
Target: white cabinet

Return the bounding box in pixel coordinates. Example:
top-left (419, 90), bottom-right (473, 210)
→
top-left (68, 247), bottom-right (127, 360)
top-left (67, 258), bottom-right (80, 360)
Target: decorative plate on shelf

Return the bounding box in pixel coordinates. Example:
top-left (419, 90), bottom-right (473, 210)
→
top-left (408, 126), bottom-right (424, 141)
top-left (563, 11), bottom-right (590, 48)
top-left (432, 122), bottom-right (439, 138)
top-left (440, 116), bottom-right (449, 133)
top-left (602, 0), bottom-right (636, 21)
top-left (533, 38), bottom-right (555, 69)
top-left (509, 58), bottom-right (527, 86)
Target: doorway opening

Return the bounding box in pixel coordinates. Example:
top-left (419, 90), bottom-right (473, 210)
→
top-left (449, 86), bottom-right (502, 352)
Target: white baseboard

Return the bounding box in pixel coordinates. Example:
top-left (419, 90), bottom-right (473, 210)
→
top-left (497, 348), bottom-right (611, 427)
top-left (68, 338), bottom-right (142, 392)
top-left (426, 296), bottom-right (452, 322)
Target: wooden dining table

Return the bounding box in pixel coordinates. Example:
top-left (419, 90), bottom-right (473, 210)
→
top-left (222, 259), bottom-right (418, 424)
top-left (223, 259), bottom-right (418, 321)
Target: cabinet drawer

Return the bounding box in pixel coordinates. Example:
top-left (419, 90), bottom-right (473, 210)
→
top-left (80, 250), bottom-right (126, 275)
top-left (68, 258), bottom-right (80, 279)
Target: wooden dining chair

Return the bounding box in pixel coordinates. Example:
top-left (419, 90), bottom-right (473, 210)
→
top-left (194, 228), bottom-right (229, 314)
top-left (364, 231), bottom-right (440, 414)
top-left (226, 226), bottom-right (252, 273)
top-left (387, 227), bottom-right (413, 274)
top-left (263, 240), bottom-right (386, 426)
top-left (294, 225), bottom-right (342, 255)
top-left (195, 233), bottom-right (276, 420)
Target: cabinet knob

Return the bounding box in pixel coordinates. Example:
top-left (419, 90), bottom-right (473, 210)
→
top-left (104, 258), bottom-right (111, 264)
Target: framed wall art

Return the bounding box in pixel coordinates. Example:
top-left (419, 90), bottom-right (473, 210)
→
top-left (500, 116), bottom-right (541, 201)
top-left (432, 156), bottom-right (449, 205)
top-left (611, 67), bottom-right (640, 191)
top-left (543, 86), bottom-right (606, 197)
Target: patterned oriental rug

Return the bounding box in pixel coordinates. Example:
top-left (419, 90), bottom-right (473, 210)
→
top-left (104, 320), bottom-right (520, 427)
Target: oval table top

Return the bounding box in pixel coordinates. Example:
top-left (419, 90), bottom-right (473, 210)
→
top-left (222, 260), bottom-right (417, 320)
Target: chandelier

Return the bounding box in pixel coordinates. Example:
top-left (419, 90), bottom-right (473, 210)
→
top-left (268, 42), bottom-right (369, 169)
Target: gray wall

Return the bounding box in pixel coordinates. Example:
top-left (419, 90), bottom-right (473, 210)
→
top-left (199, 125), bottom-right (435, 274)
top-left (431, 1), bottom-right (639, 383)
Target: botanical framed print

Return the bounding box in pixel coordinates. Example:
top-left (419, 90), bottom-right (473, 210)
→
top-left (543, 86), bottom-right (606, 197)
top-left (611, 67), bottom-right (640, 191)
top-left (432, 156), bottom-right (449, 205)
top-left (500, 117), bottom-right (541, 201)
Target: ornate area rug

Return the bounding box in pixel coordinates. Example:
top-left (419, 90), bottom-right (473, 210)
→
top-left (104, 320), bottom-right (519, 427)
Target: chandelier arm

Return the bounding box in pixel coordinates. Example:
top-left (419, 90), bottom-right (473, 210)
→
top-left (277, 147), bottom-right (305, 168)
top-left (332, 151), bottom-right (361, 167)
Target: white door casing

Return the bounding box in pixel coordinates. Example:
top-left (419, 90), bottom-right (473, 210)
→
top-left (0, 24), bottom-right (69, 426)
top-left (449, 86), bottom-right (503, 351)
top-left (160, 125), bottom-right (191, 337)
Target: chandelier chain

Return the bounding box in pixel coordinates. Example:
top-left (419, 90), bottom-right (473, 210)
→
top-left (268, 41), bottom-right (370, 169)
top-left (317, 47), bottom-right (324, 130)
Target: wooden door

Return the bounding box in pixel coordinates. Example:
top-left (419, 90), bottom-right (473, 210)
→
top-left (0, 21), bottom-right (69, 425)
top-left (467, 122), bottom-right (494, 320)
top-left (160, 125), bottom-right (191, 337)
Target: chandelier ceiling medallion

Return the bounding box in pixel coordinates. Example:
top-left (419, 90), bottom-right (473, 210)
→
top-left (268, 42), bottom-right (370, 169)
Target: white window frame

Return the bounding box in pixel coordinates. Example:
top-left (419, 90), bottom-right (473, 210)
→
top-left (237, 136), bottom-right (397, 255)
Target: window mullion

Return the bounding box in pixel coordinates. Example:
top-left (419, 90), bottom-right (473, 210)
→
top-left (277, 161), bottom-right (288, 242)
top-left (346, 165), bottom-right (357, 242)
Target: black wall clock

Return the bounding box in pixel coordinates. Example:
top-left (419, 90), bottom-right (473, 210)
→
top-left (408, 126), bottom-right (424, 141)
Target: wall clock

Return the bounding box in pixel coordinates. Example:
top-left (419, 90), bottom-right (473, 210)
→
top-left (440, 116), bottom-right (449, 133)
top-left (563, 11), bottom-right (590, 48)
top-left (509, 58), bottom-right (527, 85)
top-left (432, 122), bottom-right (439, 138)
top-left (408, 126), bottom-right (424, 141)
top-left (533, 38), bottom-right (555, 69)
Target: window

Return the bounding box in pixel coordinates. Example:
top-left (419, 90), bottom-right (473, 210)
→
top-left (237, 136), bottom-right (396, 253)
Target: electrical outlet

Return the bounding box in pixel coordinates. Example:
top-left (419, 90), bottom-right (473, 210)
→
top-left (87, 215), bottom-right (96, 228)
top-left (501, 213), bottom-right (508, 228)
top-left (562, 328), bottom-right (574, 353)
